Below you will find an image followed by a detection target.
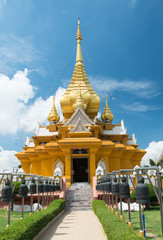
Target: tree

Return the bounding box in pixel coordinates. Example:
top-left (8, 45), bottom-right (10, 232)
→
top-left (149, 158), bottom-right (163, 167)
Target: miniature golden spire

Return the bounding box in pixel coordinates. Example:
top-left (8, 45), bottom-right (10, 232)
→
top-left (101, 94), bottom-right (113, 123)
top-left (48, 95), bottom-right (60, 123)
top-left (73, 82), bottom-right (87, 111)
top-left (76, 18), bottom-right (83, 63)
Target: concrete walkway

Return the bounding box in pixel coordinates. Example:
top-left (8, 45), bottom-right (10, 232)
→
top-left (38, 210), bottom-right (107, 240)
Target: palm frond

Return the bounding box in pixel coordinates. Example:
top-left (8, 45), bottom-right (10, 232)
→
top-left (149, 159), bottom-right (156, 167)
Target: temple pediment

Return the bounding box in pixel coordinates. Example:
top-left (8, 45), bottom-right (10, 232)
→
top-left (65, 105), bottom-right (94, 126)
top-left (71, 118), bottom-right (89, 132)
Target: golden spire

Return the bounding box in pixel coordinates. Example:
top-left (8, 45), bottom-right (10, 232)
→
top-left (60, 19), bottom-right (100, 119)
top-left (76, 18), bottom-right (82, 40)
top-left (73, 82), bottom-right (87, 111)
top-left (76, 18), bottom-right (83, 63)
top-left (48, 95), bottom-right (60, 123)
top-left (101, 94), bottom-right (113, 123)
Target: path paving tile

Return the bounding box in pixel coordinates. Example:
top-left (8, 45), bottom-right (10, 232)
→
top-left (38, 210), bottom-right (107, 240)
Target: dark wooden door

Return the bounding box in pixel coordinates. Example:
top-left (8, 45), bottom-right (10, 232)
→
top-left (72, 158), bottom-right (88, 182)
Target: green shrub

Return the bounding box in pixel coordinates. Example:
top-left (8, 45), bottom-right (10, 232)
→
top-left (92, 200), bottom-right (140, 240)
top-left (130, 184), bottom-right (158, 202)
top-left (0, 199), bottom-right (65, 240)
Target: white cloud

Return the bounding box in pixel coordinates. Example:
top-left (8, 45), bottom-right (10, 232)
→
top-left (121, 102), bottom-right (162, 112)
top-left (89, 75), bottom-right (159, 99)
top-left (0, 69), bottom-right (66, 134)
top-left (55, 87), bottom-right (66, 120)
top-left (141, 141), bottom-right (163, 166)
top-left (0, 147), bottom-right (19, 172)
top-left (0, 34), bottom-right (42, 74)
top-left (131, 0), bottom-right (136, 5)
top-left (0, 0), bottom-right (6, 7)
top-left (96, 112), bottom-right (101, 119)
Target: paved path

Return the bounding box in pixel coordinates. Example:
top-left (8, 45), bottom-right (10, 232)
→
top-left (38, 210), bottom-right (107, 240)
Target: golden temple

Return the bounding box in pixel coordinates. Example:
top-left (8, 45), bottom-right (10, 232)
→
top-left (16, 19), bottom-right (146, 188)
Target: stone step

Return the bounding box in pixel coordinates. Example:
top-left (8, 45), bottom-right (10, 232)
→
top-left (66, 185), bottom-right (93, 210)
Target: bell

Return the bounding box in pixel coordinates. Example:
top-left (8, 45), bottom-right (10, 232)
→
top-left (44, 180), bottom-right (49, 193)
top-left (101, 177), bottom-right (106, 192)
top-left (56, 181), bottom-right (60, 191)
top-left (52, 182), bottom-right (56, 192)
top-left (111, 177), bottom-right (119, 196)
top-left (98, 177), bottom-right (104, 192)
top-left (19, 179), bottom-right (28, 198)
top-left (96, 177), bottom-right (102, 191)
top-left (104, 177), bottom-right (112, 193)
top-left (1, 179), bottom-right (12, 202)
top-left (49, 181), bottom-right (53, 192)
top-left (135, 176), bottom-right (150, 204)
top-left (119, 176), bottom-right (130, 199)
top-left (38, 180), bottom-right (44, 193)
top-left (29, 178), bottom-right (36, 194)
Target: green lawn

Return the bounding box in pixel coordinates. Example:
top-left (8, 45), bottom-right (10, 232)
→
top-left (0, 209), bottom-right (30, 231)
top-left (122, 206), bottom-right (162, 239)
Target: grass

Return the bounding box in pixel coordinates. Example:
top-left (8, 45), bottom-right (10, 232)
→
top-left (0, 200), bottom-right (65, 240)
top-left (0, 209), bottom-right (30, 231)
top-left (121, 205), bottom-right (162, 239)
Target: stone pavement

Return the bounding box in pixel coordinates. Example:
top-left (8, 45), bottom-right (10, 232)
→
top-left (38, 210), bottom-right (107, 240)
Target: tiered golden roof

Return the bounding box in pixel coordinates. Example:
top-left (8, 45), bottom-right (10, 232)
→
top-left (48, 95), bottom-right (60, 123)
top-left (60, 18), bottom-right (100, 120)
top-left (101, 94), bottom-right (113, 123)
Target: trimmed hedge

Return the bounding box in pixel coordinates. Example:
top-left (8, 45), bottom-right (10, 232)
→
top-left (131, 184), bottom-right (158, 202)
top-left (0, 199), bottom-right (65, 240)
top-left (92, 200), bottom-right (140, 240)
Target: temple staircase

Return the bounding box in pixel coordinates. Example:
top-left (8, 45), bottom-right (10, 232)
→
top-left (66, 183), bottom-right (93, 210)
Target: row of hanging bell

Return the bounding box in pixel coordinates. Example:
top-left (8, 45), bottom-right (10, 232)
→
top-left (23, 179), bottom-right (59, 195)
top-left (96, 175), bottom-right (150, 204)
top-left (44, 180), bottom-right (60, 192)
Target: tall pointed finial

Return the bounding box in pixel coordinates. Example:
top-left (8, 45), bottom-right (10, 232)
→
top-left (101, 93), bottom-right (113, 123)
top-left (76, 18), bottom-right (83, 63)
top-left (48, 95), bottom-right (60, 124)
top-left (76, 18), bottom-right (82, 41)
top-left (73, 82), bottom-right (87, 111)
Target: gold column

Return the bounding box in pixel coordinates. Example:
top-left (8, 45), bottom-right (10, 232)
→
top-left (120, 146), bottom-right (136, 169)
top-left (131, 149), bottom-right (146, 168)
top-left (89, 148), bottom-right (97, 187)
top-left (41, 158), bottom-right (54, 176)
top-left (64, 149), bottom-right (71, 188)
top-left (30, 160), bottom-right (41, 175)
top-left (109, 144), bottom-right (125, 172)
top-left (21, 161), bottom-right (31, 174)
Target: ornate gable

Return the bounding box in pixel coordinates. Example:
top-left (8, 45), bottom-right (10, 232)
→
top-left (65, 105), bottom-right (94, 126)
top-left (71, 118), bottom-right (89, 132)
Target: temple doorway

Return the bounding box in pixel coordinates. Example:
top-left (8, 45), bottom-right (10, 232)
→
top-left (72, 158), bottom-right (89, 183)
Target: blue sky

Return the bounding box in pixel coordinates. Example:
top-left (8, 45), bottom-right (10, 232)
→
top-left (0, 0), bottom-right (163, 170)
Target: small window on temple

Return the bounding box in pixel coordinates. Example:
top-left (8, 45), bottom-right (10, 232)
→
top-left (72, 149), bottom-right (88, 154)
top-left (113, 141), bottom-right (122, 144)
top-left (39, 142), bottom-right (48, 145)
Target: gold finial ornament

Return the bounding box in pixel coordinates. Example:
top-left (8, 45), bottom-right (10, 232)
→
top-left (60, 19), bottom-right (100, 119)
top-left (76, 18), bottom-right (82, 41)
top-left (101, 94), bottom-right (113, 123)
top-left (48, 95), bottom-right (60, 123)
top-left (73, 82), bottom-right (87, 111)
